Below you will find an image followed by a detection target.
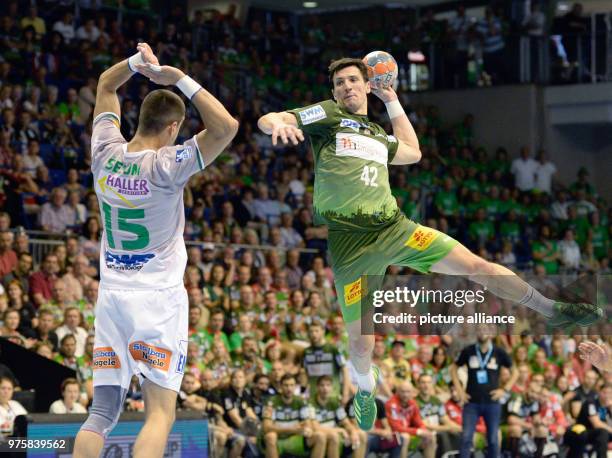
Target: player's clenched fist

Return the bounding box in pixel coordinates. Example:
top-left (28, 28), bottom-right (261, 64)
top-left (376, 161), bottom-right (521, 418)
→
top-left (271, 122), bottom-right (304, 146)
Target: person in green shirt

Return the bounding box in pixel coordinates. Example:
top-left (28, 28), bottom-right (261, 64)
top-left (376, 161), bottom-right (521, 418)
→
top-left (303, 322), bottom-right (350, 403)
top-left (500, 209), bottom-right (521, 245)
top-left (589, 212), bottom-right (609, 259)
top-left (415, 374), bottom-right (462, 455)
top-left (192, 308), bottom-right (230, 354)
top-left (434, 177), bottom-right (459, 221)
top-left (262, 374), bottom-right (326, 458)
top-left (310, 375), bottom-right (366, 458)
top-left (531, 226), bottom-right (560, 274)
top-left (468, 208), bottom-right (495, 246)
top-left (257, 57), bottom-right (602, 430)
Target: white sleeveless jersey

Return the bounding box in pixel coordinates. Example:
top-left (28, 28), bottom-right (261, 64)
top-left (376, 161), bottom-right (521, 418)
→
top-left (91, 112), bottom-right (205, 290)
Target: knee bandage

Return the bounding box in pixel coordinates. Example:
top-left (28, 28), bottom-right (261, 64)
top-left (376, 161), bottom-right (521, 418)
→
top-left (80, 385), bottom-right (127, 438)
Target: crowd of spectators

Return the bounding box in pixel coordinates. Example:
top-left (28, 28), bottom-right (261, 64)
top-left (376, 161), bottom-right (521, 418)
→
top-left (0, 1), bottom-right (610, 457)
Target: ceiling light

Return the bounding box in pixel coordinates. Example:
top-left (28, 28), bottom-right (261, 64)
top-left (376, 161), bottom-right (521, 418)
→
top-left (303, 1), bottom-right (318, 7)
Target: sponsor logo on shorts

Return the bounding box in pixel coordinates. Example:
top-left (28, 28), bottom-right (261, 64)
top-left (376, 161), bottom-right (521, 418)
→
top-left (175, 146), bottom-right (193, 163)
top-left (344, 278), bottom-right (362, 306)
top-left (299, 105), bottom-right (326, 125)
top-left (340, 118), bottom-right (361, 131)
top-left (176, 340), bottom-right (188, 374)
top-left (93, 347), bottom-right (121, 370)
top-left (129, 341), bottom-right (172, 372)
top-left (405, 226), bottom-right (438, 251)
top-left (105, 252), bottom-right (155, 271)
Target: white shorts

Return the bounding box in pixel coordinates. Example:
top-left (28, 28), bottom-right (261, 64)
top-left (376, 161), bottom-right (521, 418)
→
top-left (92, 284), bottom-right (188, 392)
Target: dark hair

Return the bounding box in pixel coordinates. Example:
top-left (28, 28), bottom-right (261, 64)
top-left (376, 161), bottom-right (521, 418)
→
top-left (317, 375), bottom-right (333, 386)
top-left (61, 377), bottom-right (79, 392)
top-left (210, 307), bottom-right (225, 317)
top-left (280, 373), bottom-right (296, 385)
top-left (254, 373), bottom-right (269, 384)
top-left (137, 89), bottom-right (185, 136)
top-left (328, 58), bottom-right (368, 87)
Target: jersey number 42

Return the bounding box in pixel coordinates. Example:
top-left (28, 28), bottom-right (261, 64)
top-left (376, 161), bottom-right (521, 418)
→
top-left (360, 165), bottom-right (378, 187)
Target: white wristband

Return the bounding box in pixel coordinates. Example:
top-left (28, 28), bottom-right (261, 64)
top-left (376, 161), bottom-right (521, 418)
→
top-left (127, 52), bottom-right (144, 72)
top-left (385, 100), bottom-right (405, 119)
top-left (176, 75), bottom-right (202, 100)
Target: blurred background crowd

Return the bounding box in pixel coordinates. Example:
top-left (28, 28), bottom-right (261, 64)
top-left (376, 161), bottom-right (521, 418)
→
top-left (0, 0), bottom-right (610, 457)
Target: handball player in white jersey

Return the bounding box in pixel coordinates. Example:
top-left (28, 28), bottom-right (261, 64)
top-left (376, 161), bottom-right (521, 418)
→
top-left (73, 43), bottom-right (238, 458)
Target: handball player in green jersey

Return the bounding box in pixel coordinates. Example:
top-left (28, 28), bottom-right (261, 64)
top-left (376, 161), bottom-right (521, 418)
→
top-left (258, 57), bottom-right (603, 431)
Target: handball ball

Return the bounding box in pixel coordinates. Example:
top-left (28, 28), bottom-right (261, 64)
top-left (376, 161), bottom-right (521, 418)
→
top-left (363, 51), bottom-right (398, 89)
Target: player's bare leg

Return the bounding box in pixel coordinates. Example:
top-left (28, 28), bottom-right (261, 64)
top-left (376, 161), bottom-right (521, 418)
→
top-left (132, 380), bottom-right (177, 458)
top-left (430, 243), bottom-right (602, 327)
top-left (73, 430), bottom-right (104, 458)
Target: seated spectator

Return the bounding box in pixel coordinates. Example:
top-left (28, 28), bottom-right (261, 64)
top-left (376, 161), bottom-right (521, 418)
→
top-left (383, 340), bottom-right (411, 390)
top-left (29, 252), bottom-right (60, 308)
top-left (416, 373), bottom-right (462, 454)
top-left (558, 229), bottom-right (581, 271)
top-left (22, 139), bottom-right (44, 178)
top-left (3, 252), bottom-right (33, 295)
top-left (80, 216), bottom-right (101, 262)
top-left (55, 307), bottom-right (88, 357)
top-left (506, 381), bottom-right (549, 457)
top-left (564, 384), bottom-right (612, 458)
top-left (49, 378), bottom-right (87, 414)
top-left (6, 279), bottom-right (36, 335)
top-left (310, 375), bottom-right (367, 458)
top-left (62, 254), bottom-right (93, 303)
top-left (33, 308), bottom-right (58, 352)
top-left (39, 187), bottom-right (76, 233)
top-left (263, 373), bottom-right (326, 458)
top-left (0, 231), bottom-right (17, 279)
top-left (0, 309), bottom-right (29, 346)
top-left (221, 369), bottom-right (259, 458)
top-left (0, 376), bottom-right (27, 438)
top-left (207, 340), bottom-right (233, 389)
top-left (386, 381), bottom-right (437, 458)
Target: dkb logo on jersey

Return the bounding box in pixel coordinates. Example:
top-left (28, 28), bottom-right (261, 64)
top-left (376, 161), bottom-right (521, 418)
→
top-left (105, 252), bottom-right (155, 271)
top-left (129, 341), bottom-right (172, 372)
top-left (405, 226), bottom-right (438, 251)
top-left (344, 278), bottom-right (362, 306)
top-left (93, 347), bottom-right (121, 370)
top-left (175, 146), bottom-right (193, 163)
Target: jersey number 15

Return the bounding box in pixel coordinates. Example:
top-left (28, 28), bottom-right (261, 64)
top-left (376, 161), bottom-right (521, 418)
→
top-left (102, 202), bottom-right (150, 251)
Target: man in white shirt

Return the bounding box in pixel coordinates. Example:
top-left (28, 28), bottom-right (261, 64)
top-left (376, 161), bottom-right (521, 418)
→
top-left (558, 229), bottom-right (581, 271)
top-left (511, 146), bottom-right (539, 192)
top-left (534, 150), bottom-right (557, 194)
top-left (55, 307), bottom-right (89, 357)
top-left (53, 11), bottom-right (75, 43)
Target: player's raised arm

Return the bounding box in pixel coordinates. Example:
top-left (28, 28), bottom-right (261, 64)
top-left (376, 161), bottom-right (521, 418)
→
top-left (94, 43), bottom-right (158, 120)
top-left (136, 63), bottom-right (238, 166)
top-left (371, 86), bottom-right (422, 165)
top-left (257, 111), bottom-right (305, 146)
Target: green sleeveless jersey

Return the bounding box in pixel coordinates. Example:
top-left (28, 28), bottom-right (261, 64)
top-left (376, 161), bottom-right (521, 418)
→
top-left (289, 100), bottom-right (400, 231)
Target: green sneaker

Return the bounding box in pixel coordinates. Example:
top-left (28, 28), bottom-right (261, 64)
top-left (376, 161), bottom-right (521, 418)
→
top-left (353, 366), bottom-right (380, 431)
top-left (547, 301), bottom-right (604, 331)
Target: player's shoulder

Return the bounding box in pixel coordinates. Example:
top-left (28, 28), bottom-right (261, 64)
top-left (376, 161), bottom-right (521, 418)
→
top-left (290, 99), bottom-right (338, 125)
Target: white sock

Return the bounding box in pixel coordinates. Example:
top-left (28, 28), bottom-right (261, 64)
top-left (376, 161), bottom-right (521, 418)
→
top-left (519, 285), bottom-right (555, 318)
top-left (355, 367), bottom-right (376, 393)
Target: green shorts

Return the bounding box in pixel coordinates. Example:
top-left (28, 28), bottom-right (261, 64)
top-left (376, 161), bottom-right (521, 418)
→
top-left (258, 433), bottom-right (309, 456)
top-left (329, 215), bottom-right (459, 323)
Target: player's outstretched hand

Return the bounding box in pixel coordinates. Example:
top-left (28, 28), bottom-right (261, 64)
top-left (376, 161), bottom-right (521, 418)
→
top-left (137, 42), bottom-right (159, 66)
top-left (371, 85), bottom-right (398, 103)
top-left (135, 63), bottom-right (185, 87)
top-left (271, 122), bottom-right (304, 146)
top-left (579, 341), bottom-right (610, 371)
